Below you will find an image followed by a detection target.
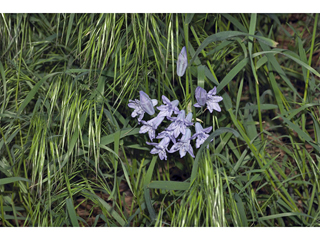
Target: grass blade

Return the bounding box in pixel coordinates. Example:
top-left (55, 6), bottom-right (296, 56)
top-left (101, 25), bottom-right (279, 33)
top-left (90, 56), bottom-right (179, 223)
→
top-left (66, 198), bottom-right (79, 227)
top-left (0, 177), bottom-right (31, 185)
top-left (148, 181), bottom-right (189, 191)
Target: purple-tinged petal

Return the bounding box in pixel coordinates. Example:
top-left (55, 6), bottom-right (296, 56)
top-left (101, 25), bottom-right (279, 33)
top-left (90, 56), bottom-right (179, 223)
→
top-left (179, 147), bottom-right (187, 158)
top-left (181, 128), bottom-right (192, 141)
top-left (139, 91), bottom-right (156, 115)
top-left (169, 129), bottom-right (194, 158)
top-left (131, 111), bottom-right (138, 118)
top-left (137, 112), bottom-right (145, 122)
top-left (140, 116), bottom-right (164, 141)
top-left (204, 87), bottom-right (223, 113)
top-left (208, 95), bottom-right (223, 103)
top-left (168, 142), bottom-right (181, 153)
top-left (128, 101), bottom-right (137, 109)
top-left (207, 86), bottom-right (217, 96)
top-left (173, 127), bottom-right (180, 138)
top-left (195, 122), bottom-right (203, 133)
top-left (202, 126), bottom-right (212, 133)
top-left (166, 110), bottom-right (192, 138)
top-left (159, 151), bottom-right (167, 160)
top-left (207, 101), bottom-right (221, 113)
top-left (167, 109), bottom-right (185, 121)
top-left (195, 139), bottom-right (202, 149)
top-left (186, 112), bottom-right (193, 122)
top-left (193, 103), bottom-right (202, 108)
top-left (192, 123), bottom-right (213, 148)
top-left (157, 96), bottom-right (180, 118)
top-left (152, 99), bottom-right (158, 106)
top-left (190, 132), bottom-right (200, 140)
top-left (156, 130), bottom-right (176, 144)
top-left (157, 105), bottom-right (167, 111)
top-left (162, 95), bottom-right (170, 104)
top-left (187, 145), bottom-right (195, 158)
top-left (147, 137), bottom-right (170, 160)
top-left (152, 116), bottom-right (165, 128)
top-left (128, 99), bottom-right (145, 121)
top-left (180, 126), bottom-right (186, 136)
top-left (171, 100), bottom-right (179, 107)
top-left (159, 137), bottom-right (171, 148)
top-left (184, 113), bottom-right (193, 128)
top-left (150, 148), bottom-right (159, 154)
top-left (195, 86), bottom-right (207, 106)
top-left (146, 141), bottom-right (158, 146)
top-left (139, 124), bottom-right (149, 134)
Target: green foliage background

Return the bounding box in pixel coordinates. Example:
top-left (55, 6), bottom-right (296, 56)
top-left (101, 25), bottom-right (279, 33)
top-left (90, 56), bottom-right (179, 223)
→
top-left (0, 13), bottom-right (320, 226)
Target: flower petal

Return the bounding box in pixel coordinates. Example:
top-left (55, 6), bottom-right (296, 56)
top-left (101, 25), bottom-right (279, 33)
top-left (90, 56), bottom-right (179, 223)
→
top-left (146, 142), bottom-right (157, 146)
top-left (168, 143), bottom-right (181, 153)
top-left (186, 112), bottom-right (193, 122)
top-left (171, 99), bottom-right (179, 107)
top-left (207, 101), bottom-right (221, 112)
top-left (152, 116), bottom-right (165, 129)
top-left (150, 148), bottom-right (159, 154)
top-left (152, 99), bottom-right (158, 106)
top-left (208, 95), bottom-right (223, 103)
top-left (173, 127), bottom-right (180, 138)
top-left (179, 147), bottom-right (187, 158)
top-left (157, 105), bottom-right (167, 111)
top-left (159, 151), bottom-right (167, 160)
top-left (159, 137), bottom-right (171, 148)
top-left (196, 139), bottom-right (202, 148)
top-left (139, 91), bottom-right (155, 115)
top-left (161, 95), bottom-right (170, 104)
top-left (131, 111), bottom-right (138, 118)
top-left (181, 128), bottom-right (192, 141)
top-left (195, 86), bottom-right (207, 106)
top-left (207, 86), bottom-right (217, 96)
top-left (139, 125), bottom-right (149, 134)
top-left (187, 145), bottom-right (195, 158)
top-left (148, 130), bottom-right (155, 141)
top-left (137, 112), bottom-right (144, 122)
top-left (202, 126), bottom-right (212, 133)
top-left (128, 102), bottom-right (137, 108)
top-left (195, 122), bottom-right (203, 133)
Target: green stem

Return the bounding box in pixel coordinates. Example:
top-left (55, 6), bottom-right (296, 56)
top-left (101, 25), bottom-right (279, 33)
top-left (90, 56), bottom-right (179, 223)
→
top-left (301, 13), bottom-right (318, 169)
top-left (303, 13), bottom-right (318, 103)
top-left (183, 14), bottom-right (189, 108)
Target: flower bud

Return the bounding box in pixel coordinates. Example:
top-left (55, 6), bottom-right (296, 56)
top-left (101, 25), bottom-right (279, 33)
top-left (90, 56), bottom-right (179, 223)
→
top-left (177, 46), bottom-right (188, 77)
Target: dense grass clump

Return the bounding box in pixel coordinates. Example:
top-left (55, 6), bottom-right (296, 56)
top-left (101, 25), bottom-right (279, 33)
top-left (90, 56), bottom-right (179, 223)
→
top-left (0, 13), bottom-right (320, 227)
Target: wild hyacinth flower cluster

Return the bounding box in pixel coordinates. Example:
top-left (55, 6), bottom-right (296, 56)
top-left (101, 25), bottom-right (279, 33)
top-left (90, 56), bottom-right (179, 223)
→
top-left (128, 87), bottom-right (223, 160)
top-left (128, 46), bottom-right (223, 160)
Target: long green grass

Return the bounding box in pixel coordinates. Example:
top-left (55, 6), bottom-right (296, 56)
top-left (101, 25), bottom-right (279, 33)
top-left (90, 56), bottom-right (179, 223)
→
top-left (0, 13), bottom-right (320, 227)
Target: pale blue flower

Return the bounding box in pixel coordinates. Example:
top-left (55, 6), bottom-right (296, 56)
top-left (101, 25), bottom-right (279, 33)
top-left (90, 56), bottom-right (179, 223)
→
top-left (128, 99), bottom-right (145, 122)
top-left (146, 137), bottom-right (171, 160)
top-left (193, 86), bottom-right (223, 113)
top-left (168, 128), bottom-right (194, 158)
top-left (166, 110), bottom-right (193, 138)
top-left (157, 95), bottom-right (180, 118)
top-left (177, 46), bottom-right (188, 77)
top-left (191, 122), bottom-right (212, 148)
top-left (156, 129), bottom-right (177, 144)
top-left (140, 116), bottom-right (165, 141)
top-left (128, 91), bottom-right (158, 122)
top-left (206, 87), bottom-right (223, 113)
